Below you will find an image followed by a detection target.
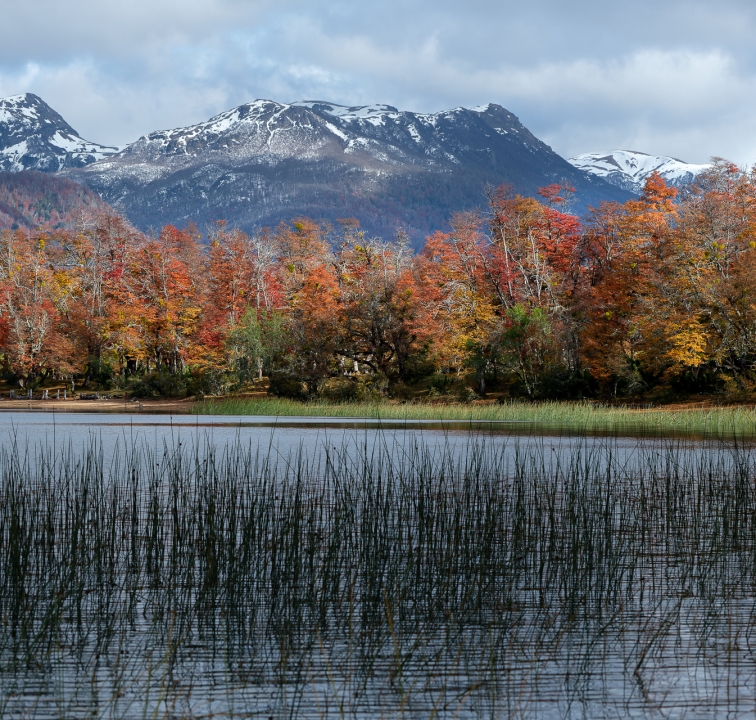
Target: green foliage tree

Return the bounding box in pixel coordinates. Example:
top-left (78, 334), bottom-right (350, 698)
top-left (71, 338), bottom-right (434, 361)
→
top-left (500, 304), bottom-right (551, 397)
top-left (226, 308), bottom-right (288, 384)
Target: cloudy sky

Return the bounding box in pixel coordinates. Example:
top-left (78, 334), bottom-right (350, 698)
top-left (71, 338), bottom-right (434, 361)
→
top-left (0, 0), bottom-right (754, 164)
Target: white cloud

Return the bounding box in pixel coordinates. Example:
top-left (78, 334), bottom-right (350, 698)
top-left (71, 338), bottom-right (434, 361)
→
top-left (1, 0), bottom-right (755, 164)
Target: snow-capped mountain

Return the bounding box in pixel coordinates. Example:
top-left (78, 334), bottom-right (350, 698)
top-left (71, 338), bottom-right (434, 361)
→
top-left (568, 150), bottom-right (710, 194)
top-left (0, 93), bottom-right (118, 172)
top-left (78, 99), bottom-right (569, 178)
top-left (66, 99), bottom-right (630, 241)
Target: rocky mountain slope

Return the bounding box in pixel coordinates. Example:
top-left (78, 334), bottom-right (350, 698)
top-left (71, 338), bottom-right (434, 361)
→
top-left (0, 94), bottom-right (118, 173)
top-left (63, 100), bottom-right (632, 241)
top-left (568, 150), bottom-right (710, 194)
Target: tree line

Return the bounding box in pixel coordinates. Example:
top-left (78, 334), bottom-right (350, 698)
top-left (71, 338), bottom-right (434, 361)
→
top-left (1, 159), bottom-right (755, 401)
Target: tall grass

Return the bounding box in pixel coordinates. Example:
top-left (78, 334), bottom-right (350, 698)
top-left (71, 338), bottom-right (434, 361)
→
top-left (1, 430), bottom-right (756, 717)
top-left (198, 396), bottom-right (756, 437)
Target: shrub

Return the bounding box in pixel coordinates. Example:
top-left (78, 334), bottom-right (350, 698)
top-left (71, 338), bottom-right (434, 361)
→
top-left (319, 377), bottom-right (359, 401)
top-left (268, 372), bottom-right (309, 400)
top-left (85, 357), bottom-right (114, 389)
top-left (127, 372), bottom-right (187, 398)
top-left (186, 369), bottom-right (232, 399)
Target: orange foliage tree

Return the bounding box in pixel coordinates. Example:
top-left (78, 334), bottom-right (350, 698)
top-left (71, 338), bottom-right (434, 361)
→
top-left (0, 230), bottom-right (81, 384)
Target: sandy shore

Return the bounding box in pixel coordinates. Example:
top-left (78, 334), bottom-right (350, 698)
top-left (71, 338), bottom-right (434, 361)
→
top-left (0, 397), bottom-right (197, 413)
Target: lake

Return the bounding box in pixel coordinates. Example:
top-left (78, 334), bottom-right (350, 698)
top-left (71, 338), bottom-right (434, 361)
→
top-left (1, 411), bottom-right (755, 718)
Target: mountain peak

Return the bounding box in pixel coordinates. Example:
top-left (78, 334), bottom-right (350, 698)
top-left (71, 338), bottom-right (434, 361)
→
top-left (0, 93), bottom-right (118, 173)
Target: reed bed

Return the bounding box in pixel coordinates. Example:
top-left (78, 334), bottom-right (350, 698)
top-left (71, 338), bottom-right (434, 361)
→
top-left (198, 396), bottom-right (756, 437)
top-left (1, 430), bottom-right (756, 718)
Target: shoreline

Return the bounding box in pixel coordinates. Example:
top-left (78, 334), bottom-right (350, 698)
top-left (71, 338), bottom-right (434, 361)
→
top-left (0, 395), bottom-right (753, 414)
top-left (0, 397), bottom-right (197, 413)
top-left (0, 394), bottom-right (755, 418)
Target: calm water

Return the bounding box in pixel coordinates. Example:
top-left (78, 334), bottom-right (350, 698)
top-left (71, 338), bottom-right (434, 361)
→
top-left (0, 410), bottom-right (745, 470)
top-left (1, 412), bottom-right (755, 718)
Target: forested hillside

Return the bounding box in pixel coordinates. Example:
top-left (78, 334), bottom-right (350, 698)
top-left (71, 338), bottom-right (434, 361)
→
top-left (0, 171), bottom-right (109, 231)
top-left (1, 159), bottom-right (754, 401)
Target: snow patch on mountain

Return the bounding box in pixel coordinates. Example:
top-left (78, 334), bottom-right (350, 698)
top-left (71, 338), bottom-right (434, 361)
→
top-left (291, 101), bottom-right (400, 120)
top-left (568, 150), bottom-right (710, 194)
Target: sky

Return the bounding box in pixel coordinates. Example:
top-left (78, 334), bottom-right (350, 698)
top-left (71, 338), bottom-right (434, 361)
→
top-left (0, 0), bottom-right (754, 165)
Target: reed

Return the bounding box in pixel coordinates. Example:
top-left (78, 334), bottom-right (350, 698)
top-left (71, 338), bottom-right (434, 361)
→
top-left (1, 430), bottom-right (755, 717)
top-left (197, 396), bottom-right (756, 437)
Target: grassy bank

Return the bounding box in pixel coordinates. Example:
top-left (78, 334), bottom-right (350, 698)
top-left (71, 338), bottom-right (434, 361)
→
top-left (197, 396), bottom-right (756, 436)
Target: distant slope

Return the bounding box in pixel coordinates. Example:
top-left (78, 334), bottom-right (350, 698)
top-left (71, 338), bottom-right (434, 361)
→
top-left (0, 93), bottom-right (118, 173)
top-left (65, 100), bottom-right (632, 242)
top-left (0, 171), bottom-right (110, 231)
top-left (568, 150), bottom-right (710, 194)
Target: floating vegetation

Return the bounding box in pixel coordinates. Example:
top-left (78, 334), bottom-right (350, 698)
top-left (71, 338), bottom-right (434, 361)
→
top-left (1, 430), bottom-right (756, 717)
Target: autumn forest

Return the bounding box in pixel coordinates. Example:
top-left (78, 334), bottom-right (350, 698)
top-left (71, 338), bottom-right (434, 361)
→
top-left (1, 158), bottom-right (755, 402)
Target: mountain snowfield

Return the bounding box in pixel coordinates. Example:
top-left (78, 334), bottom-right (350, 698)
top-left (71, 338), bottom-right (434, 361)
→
top-left (0, 94), bottom-right (118, 172)
top-left (568, 150), bottom-right (710, 194)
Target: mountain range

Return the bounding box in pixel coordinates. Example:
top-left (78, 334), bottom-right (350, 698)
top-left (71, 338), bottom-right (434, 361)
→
top-left (0, 93), bottom-right (709, 241)
top-left (62, 99), bottom-right (635, 240)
